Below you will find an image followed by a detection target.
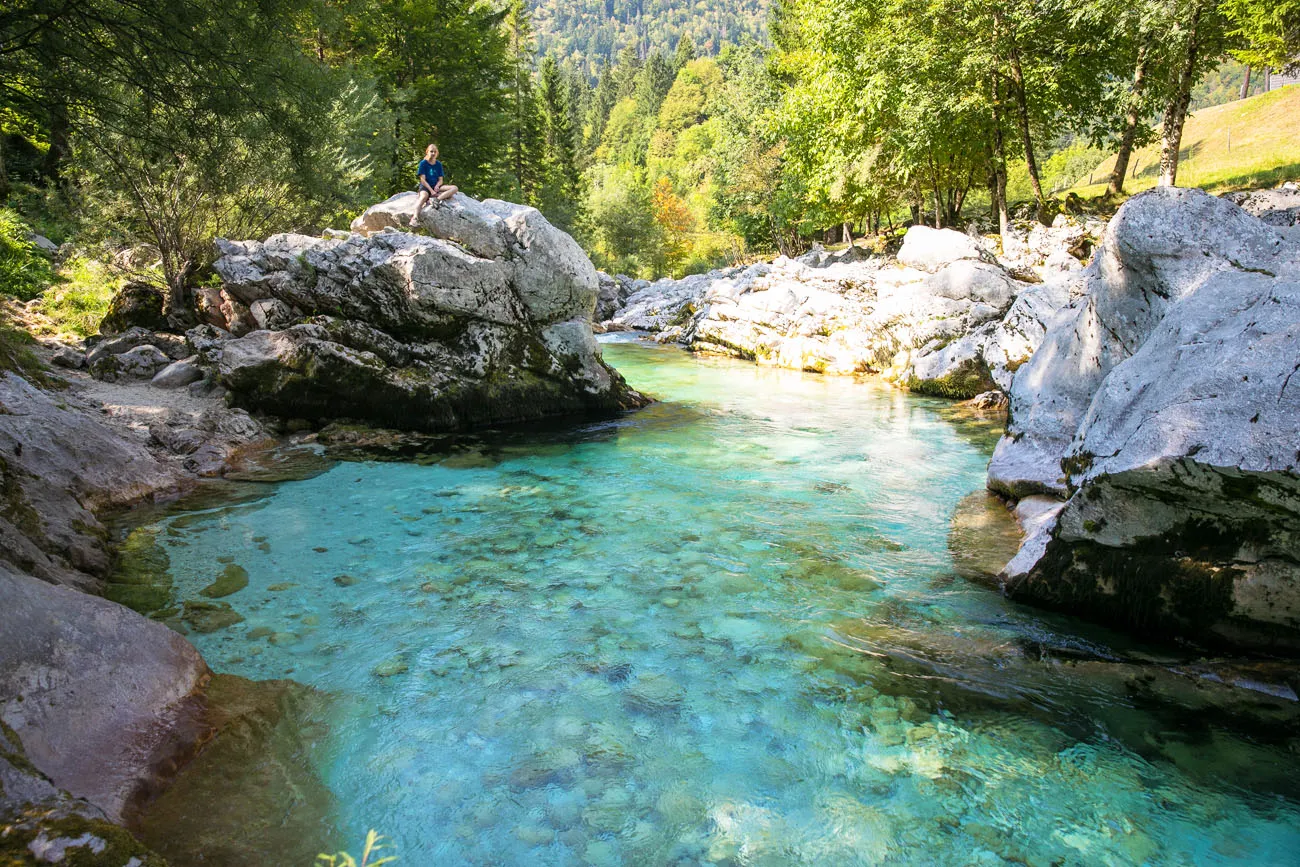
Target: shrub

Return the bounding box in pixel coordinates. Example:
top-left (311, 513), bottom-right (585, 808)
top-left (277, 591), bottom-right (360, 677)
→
top-left (0, 209), bottom-right (55, 301)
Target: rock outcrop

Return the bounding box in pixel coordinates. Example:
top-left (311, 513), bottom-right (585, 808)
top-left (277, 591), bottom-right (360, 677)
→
top-left (1221, 183), bottom-right (1300, 228)
top-left (602, 223), bottom-right (1089, 398)
top-left (206, 192), bottom-right (645, 431)
top-left (0, 367), bottom-right (218, 863)
top-left (0, 562), bottom-right (208, 822)
top-left (0, 372), bottom-right (180, 590)
top-left (987, 188), bottom-right (1300, 651)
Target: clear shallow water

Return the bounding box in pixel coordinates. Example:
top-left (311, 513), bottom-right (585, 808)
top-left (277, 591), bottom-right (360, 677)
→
top-left (145, 340), bottom-right (1299, 865)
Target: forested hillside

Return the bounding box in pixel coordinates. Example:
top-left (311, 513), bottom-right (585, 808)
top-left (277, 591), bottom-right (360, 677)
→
top-left (532, 0), bottom-right (768, 70)
top-left (2, 0), bottom-right (1297, 330)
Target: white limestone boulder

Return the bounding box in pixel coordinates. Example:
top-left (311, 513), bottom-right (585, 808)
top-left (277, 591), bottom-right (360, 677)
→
top-left (213, 194), bottom-right (644, 432)
top-left (897, 226), bottom-right (990, 273)
top-left (986, 188), bottom-right (1300, 650)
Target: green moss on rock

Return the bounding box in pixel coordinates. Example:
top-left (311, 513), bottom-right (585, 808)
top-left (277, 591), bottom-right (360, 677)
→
top-left (199, 564), bottom-right (249, 599)
top-left (907, 358), bottom-right (998, 401)
top-left (181, 600), bottom-right (244, 634)
top-left (0, 810), bottom-right (169, 866)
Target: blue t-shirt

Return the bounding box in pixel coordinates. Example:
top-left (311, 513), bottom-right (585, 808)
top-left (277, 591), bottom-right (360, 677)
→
top-left (417, 159), bottom-right (444, 190)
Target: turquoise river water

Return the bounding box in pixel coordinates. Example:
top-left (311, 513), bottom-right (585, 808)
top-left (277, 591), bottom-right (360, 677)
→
top-left (139, 339), bottom-right (1299, 865)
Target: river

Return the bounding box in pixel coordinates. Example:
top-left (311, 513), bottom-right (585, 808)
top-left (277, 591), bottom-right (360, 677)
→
top-left (129, 338), bottom-right (1300, 866)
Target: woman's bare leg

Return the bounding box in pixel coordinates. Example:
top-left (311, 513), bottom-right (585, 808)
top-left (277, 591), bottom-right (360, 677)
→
top-left (436, 184), bottom-right (458, 201)
top-left (409, 190), bottom-right (433, 226)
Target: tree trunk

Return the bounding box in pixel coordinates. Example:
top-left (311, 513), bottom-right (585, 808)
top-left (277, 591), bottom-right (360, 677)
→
top-left (1158, 3), bottom-right (1205, 187)
top-left (40, 103), bottom-right (71, 181)
top-left (1239, 65), bottom-right (1251, 99)
top-left (990, 81), bottom-right (1011, 237)
top-left (1108, 40), bottom-right (1151, 196)
top-left (1004, 33), bottom-right (1047, 222)
top-left (842, 221), bottom-right (852, 245)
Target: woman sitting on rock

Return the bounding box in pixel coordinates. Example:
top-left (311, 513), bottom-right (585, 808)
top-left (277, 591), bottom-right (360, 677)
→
top-left (409, 143), bottom-right (458, 227)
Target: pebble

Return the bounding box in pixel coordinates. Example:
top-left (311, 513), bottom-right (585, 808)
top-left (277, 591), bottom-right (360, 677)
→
top-left (515, 824), bottom-right (554, 846)
top-left (372, 656), bottom-right (409, 677)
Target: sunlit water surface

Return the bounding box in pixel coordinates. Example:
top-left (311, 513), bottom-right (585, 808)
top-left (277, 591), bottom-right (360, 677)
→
top-left (146, 339), bottom-right (1299, 865)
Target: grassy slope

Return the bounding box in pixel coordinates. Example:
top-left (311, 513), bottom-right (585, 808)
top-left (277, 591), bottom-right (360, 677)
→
top-left (1070, 85), bottom-right (1300, 197)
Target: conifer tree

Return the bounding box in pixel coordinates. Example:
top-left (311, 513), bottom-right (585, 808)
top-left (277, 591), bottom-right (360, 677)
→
top-left (673, 36), bottom-right (698, 72)
top-left (538, 53), bottom-right (584, 231)
top-left (587, 60), bottom-right (619, 153)
top-left (503, 0), bottom-right (545, 204)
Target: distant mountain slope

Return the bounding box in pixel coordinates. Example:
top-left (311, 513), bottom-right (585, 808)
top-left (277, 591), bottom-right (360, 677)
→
top-left (532, 0), bottom-right (767, 68)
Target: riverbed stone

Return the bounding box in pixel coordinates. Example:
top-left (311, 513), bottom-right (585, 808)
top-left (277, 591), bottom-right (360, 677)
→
top-left (151, 357), bottom-right (205, 389)
top-left (624, 673), bottom-right (686, 715)
top-left (133, 675), bottom-right (335, 867)
top-left (199, 563), bottom-right (249, 598)
top-left (372, 656), bottom-right (409, 678)
top-left (182, 599), bottom-right (244, 633)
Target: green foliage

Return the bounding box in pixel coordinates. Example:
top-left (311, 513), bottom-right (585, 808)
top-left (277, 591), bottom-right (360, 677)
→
top-left (585, 163), bottom-right (664, 276)
top-left (35, 257), bottom-right (124, 338)
top-left (316, 829), bottom-right (397, 867)
top-left (0, 208), bottom-right (53, 301)
top-left (1223, 0), bottom-right (1300, 68)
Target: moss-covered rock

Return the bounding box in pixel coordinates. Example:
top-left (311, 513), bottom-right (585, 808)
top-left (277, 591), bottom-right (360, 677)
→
top-left (907, 356), bottom-right (999, 400)
top-left (180, 600), bottom-right (244, 634)
top-left (0, 808), bottom-right (170, 866)
top-left (198, 563), bottom-right (248, 599)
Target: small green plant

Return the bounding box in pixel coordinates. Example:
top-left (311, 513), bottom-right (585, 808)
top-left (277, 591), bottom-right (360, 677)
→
top-left (0, 208), bottom-right (55, 301)
top-left (315, 830), bottom-right (397, 867)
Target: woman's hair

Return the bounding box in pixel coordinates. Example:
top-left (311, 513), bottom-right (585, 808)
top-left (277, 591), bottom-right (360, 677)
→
top-left (425, 143), bottom-right (439, 159)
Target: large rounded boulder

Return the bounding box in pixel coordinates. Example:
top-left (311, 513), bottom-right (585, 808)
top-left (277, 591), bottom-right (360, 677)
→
top-left (212, 193), bottom-right (644, 432)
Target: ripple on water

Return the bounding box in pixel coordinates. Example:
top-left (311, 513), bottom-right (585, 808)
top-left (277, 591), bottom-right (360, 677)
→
top-left (136, 341), bottom-right (1300, 866)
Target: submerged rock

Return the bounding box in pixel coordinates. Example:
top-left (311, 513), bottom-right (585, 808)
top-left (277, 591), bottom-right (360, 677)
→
top-left (986, 188), bottom-right (1300, 651)
top-left (182, 599), bottom-right (245, 633)
top-left (132, 675), bottom-right (335, 867)
top-left (211, 193), bottom-right (647, 432)
top-left (200, 563), bottom-right (249, 598)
